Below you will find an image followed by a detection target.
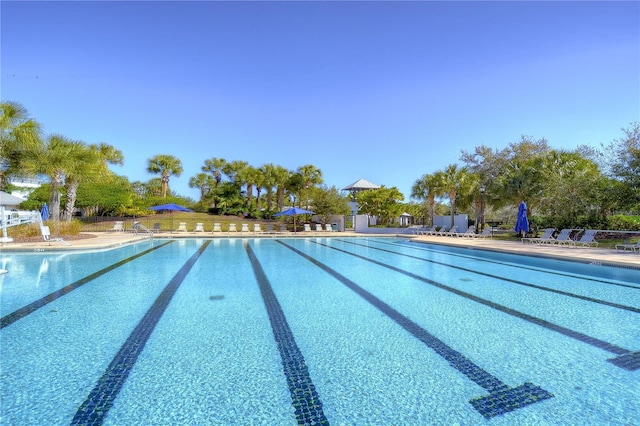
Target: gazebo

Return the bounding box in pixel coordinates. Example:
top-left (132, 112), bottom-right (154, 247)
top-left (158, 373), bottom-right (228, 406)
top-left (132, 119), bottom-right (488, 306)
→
top-left (342, 178), bottom-right (380, 201)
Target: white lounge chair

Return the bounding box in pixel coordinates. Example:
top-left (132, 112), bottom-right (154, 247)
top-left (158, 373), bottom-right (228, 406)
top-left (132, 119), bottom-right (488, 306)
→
top-left (194, 223), bottom-right (205, 233)
top-left (227, 223), bottom-right (238, 234)
top-left (615, 239), bottom-right (640, 253)
top-left (325, 223), bottom-right (335, 232)
top-left (303, 224), bottom-right (312, 232)
top-left (176, 222), bottom-right (187, 232)
top-left (110, 221), bottom-right (124, 232)
top-left (435, 226), bottom-right (453, 236)
top-left (522, 228), bottom-right (555, 244)
top-left (315, 224), bottom-right (324, 232)
top-left (254, 223), bottom-right (263, 234)
top-left (212, 223), bottom-right (222, 234)
top-left (42, 225), bottom-right (70, 246)
top-left (471, 227), bottom-right (493, 238)
top-left (241, 223), bottom-right (250, 234)
top-left (456, 226), bottom-right (475, 237)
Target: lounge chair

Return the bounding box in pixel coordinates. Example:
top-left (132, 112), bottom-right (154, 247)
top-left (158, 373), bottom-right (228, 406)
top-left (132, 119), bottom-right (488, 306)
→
top-left (521, 228), bottom-right (555, 244)
top-left (194, 223), bottom-right (205, 233)
top-left (303, 224), bottom-right (312, 232)
top-left (152, 223), bottom-right (161, 232)
top-left (419, 225), bottom-right (438, 236)
top-left (567, 230), bottom-right (599, 248)
top-left (241, 223), bottom-right (250, 234)
top-left (325, 223), bottom-right (335, 232)
top-left (550, 229), bottom-right (574, 245)
top-left (110, 221), bottom-right (124, 232)
top-left (176, 222), bottom-right (187, 232)
top-left (279, 224), bottom-right (288, 233)
top-left (265, 224), bottom-right (275, 234)
top-left (254, 223), bottom-right (263, 234)
top-left (42, 225), bottom-right (70, 246)
top-left (472, 227), bottom-right (493, 238)
top-left (212, 223), bottom-right (222, 234)
top-left (456, 226), bottom-right (475, 237)
top-left (227, 223), bottom-right (238, 234)
top-left (615, 239), bottom-right (640, 253)
top-left (435, 226), bottom-right (453, 236)
top-left (315, 224), bottom-right (324, 232)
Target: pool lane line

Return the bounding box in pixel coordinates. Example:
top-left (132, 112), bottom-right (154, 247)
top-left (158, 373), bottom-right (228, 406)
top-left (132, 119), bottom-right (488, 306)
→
top-left (0, 241), bottom-right (174, 330)
top-left (312, 240), bottom-right (639, 370)
top-left (275, 240), bottom-right (554, 419)
top-left (384, 239), bottom-right (640, 291)
top-left (335, 239), bottom-right (640, 314)
top-left (244, 241), bottom-right (329, 426)
top-left (71, 241), bottom-right (211, 426)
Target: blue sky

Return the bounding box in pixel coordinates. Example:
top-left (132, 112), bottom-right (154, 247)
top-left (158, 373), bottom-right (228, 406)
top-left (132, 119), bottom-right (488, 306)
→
top-left (2, 1), bottom-right (638, 202)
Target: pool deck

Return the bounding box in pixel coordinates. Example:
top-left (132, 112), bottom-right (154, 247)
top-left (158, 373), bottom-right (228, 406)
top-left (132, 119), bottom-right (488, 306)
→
top-left (1, 231), bottom-right (638, 269)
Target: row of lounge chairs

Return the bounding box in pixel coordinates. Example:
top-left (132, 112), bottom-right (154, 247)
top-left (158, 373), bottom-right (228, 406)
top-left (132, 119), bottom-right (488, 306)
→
top-left (413, 225), bottom-right (492, 238)
top-left (171, 222), bottom-right (337, 234)
top-left (521, 228), bottom-right (599, 247)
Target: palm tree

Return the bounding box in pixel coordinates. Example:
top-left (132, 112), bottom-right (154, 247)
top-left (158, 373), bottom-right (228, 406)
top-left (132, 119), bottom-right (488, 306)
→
top-left (62, 142), bottom-right (105, 221)
top-left (260, 163), bottom-right (279, 211)
top-left (411, 172), bottom-right (445, 226)
top-left (441, 164), bottom-right (473, 228)
top-left (189, 173), bottom-right (214, 208)
top-left (202, 157), bottom-right (227, 187)
top-left (0, 101), bottom-right (42, 189)
top-left (297, 164), bottom-right (323, 210)
top-left (21, 134), bottom-right (83, 221)
top-left (147, 154), bottom-right (183, 198)
top-left (273, 165), bottom-right (291, 211)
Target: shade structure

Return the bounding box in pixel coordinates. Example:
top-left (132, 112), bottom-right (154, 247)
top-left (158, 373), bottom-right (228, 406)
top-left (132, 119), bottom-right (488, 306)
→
top-left (149, 203), bottom-right (193, 231)
top-left (274, 207), bottom-right (315, 232)
top-left (40, 203), bottom-right (49, 221)
top-left (148, 203), bottom-right (194, 213)
top-left (515, 201), bottom-right (529, 236)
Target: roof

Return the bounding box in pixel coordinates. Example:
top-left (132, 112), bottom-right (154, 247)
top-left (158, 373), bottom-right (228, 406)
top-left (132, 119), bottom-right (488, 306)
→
top-left (342, 178), bottom-right (381, 191)
top-left (0, 191), bottom-right (26, 207)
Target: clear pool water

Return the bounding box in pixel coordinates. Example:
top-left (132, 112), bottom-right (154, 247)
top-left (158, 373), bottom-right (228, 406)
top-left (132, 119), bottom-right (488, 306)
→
top-left (1, 237), bottom-right (638, 425)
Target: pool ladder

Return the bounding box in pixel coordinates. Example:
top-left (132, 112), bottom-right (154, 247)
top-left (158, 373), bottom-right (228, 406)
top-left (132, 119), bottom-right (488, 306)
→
top-left (133, 222), bottom-right (154, 239)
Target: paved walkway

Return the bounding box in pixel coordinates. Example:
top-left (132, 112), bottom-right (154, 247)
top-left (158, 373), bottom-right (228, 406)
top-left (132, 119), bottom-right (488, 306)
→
top-left (1, 231), bottom-right (638, 269)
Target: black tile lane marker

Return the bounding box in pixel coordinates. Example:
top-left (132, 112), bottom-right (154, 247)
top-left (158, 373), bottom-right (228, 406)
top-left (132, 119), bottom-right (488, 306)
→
top-left (244, 242), bottom-right (329, 426)
top-left (71, 240), bottom-right (210, 426)
top-left (0, 241), bottom-right (174, 330)
top-left (312, 240), bottom-right (640, 371)
top-left (339, 239), bottom-right (640, 314)
top-left (384, 239), bottom-right (640, 290)
top-left (275, 240), bottom-right (553, 420)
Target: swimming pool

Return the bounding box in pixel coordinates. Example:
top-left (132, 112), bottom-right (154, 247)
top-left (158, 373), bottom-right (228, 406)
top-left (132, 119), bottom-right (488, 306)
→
top-left (1, 237), bottom-right (638, 425)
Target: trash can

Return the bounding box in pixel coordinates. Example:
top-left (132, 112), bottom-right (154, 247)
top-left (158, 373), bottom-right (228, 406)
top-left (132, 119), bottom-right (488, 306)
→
top-left (331, 223), bottom-right (338, 231)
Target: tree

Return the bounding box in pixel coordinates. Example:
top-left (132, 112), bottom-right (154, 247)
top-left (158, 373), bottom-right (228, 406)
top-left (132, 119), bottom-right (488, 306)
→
top-left (147, 154), bottom-right (183, 198)
top-left (62, 142), bottom-right (104, 221)
top-left (189, 172), bottom-right (214, 209)
top-left (355, 186), bottom-right (404, 226)
top-left (440, 164), bottom-right (473, 228)
top-left (202, 157), bottom-right (227, 187)
top-left (411, 172), bottom-right (445, 226)
top-left (20, 134), bottom-right (83, 221)
top-left (309, 185), bottom-right (350, 224)
top-left (0, 101), bottom-right (42, 189)
top-left (273, 165), bottom-right (291, 211)
top-left (297, 164), bottom-right (324, 210)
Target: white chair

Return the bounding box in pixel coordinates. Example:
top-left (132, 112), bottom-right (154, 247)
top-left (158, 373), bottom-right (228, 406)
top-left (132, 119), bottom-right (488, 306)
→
top-left (227, 223), bottom-right (238, 234)
top-left (110, 221), bottom-right (124, 232)
top-left (212, 223), bottom-right (222, 234)
top-left (41, 225), bottom-right (70, 246)
top-left (315, 224), bottom-right (324, 232)
top-left (254, 223), bottom-right (263, 234)
top-left (176, 222), bottom-right (187, 232)
top-left (241, 223), bottom-right (250, 233)
top-left (194, 223), bottom-right (205, 233)
top-left (303, 224), bottom-right (312, 232)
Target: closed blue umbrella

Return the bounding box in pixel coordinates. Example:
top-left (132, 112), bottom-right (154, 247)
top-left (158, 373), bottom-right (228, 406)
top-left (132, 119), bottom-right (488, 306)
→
top-left (515, 201), bottom-right (529, 237)
top-left (40, 203), bottom-right (49, 221)
top-left (274, 207), bottom-right (315, 233)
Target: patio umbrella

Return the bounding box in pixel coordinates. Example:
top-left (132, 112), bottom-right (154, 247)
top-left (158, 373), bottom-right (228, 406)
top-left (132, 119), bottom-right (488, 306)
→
top-left (40, 203), bottom-right (49, 221)
top-left (274, 207), bottom-right (315, 233)
top-left (515, 201), bottom-right (529, 237)
top-left (149, 203), bottom-right (193, 231)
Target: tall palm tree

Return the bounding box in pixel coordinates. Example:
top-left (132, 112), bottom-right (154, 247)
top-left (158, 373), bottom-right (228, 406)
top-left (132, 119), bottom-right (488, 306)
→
top-left (273, 165), bottom-right (291, 211)
top-left (0, 101), bottom-right (42, 189)
top-left (21, 134), bottom-right (83, 221)
top-left (441, 164), bottom-right (473, 228)
top-left (297, 164), bottom-right (323, 210)
top-left (189, 173), bottom-right (214, 208)
top-left (202, 157), bottom-right (227, 187)
top-left (147, 154), bottom-right (183, 198)
top-left (260, 163), bottom-right (279, 211)
top-left (63, 143), bottom-right (104, 221)
top-left (411, 172), bottom-right (445, 226)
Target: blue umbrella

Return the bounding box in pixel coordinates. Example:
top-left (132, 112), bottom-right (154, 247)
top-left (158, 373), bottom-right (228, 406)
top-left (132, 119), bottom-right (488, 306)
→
top-left (274, 207), bottom-right (315, 232)
top-left (515, 201), bottom-right (529, 237)
top-left (149, 203), bottom-right (193, 231)
top-left (40, 203), bottom-right (49, 221)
